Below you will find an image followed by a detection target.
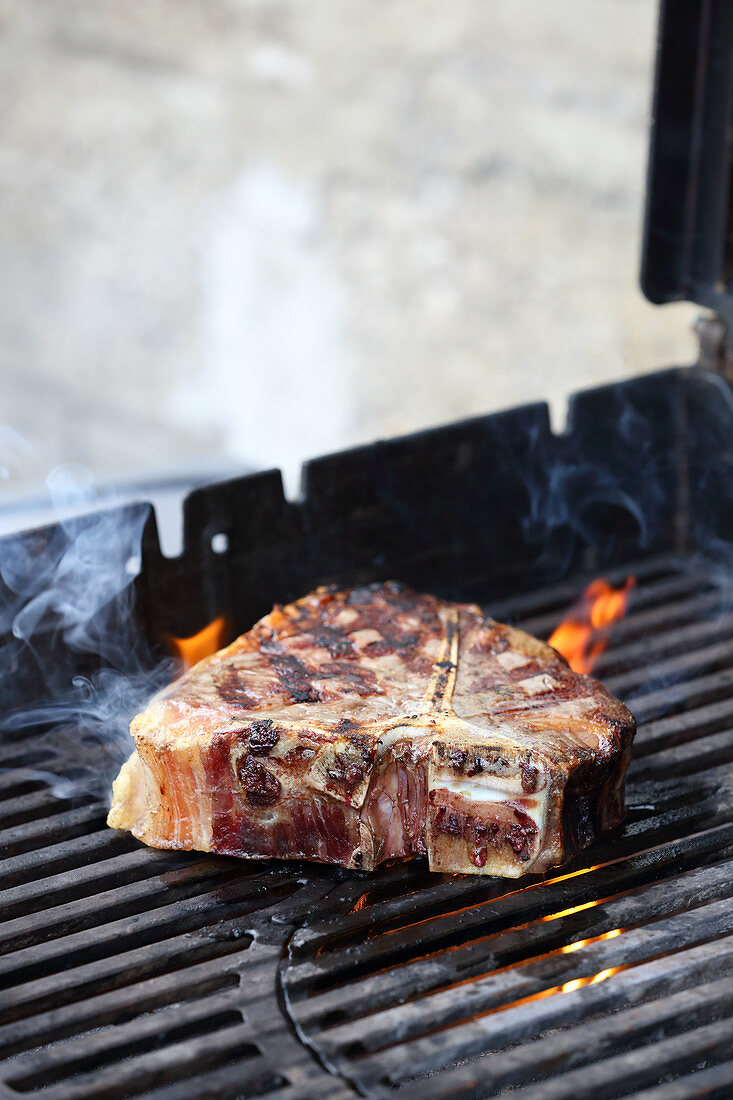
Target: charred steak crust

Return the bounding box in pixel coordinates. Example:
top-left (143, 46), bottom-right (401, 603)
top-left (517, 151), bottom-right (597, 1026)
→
top-left (108, 582), bottom-right (635, 878)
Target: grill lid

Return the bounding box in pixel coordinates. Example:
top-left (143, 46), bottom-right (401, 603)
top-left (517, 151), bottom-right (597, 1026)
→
top-left (641, 0), bottom-right (733, 325)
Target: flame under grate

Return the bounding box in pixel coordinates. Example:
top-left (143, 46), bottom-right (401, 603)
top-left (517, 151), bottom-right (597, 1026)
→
top-left (2, 554), bottom-right (733, 1100)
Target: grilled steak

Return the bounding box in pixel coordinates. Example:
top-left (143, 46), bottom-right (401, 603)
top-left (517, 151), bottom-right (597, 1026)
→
top-left (108, 582), bottom-right (635, 877)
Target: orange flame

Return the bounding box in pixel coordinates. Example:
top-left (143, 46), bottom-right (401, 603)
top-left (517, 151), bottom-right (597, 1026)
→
top-left (169, 615), bottom-right (227, 669)
top-left (536, 897), bottom-right (627, 993)
top-left (525, 927), bottom-right (626, 1000)
top-left (549, 576), bottom-right (635, 674)
top-left (558, 927), bottom-right (624, 989)
top-left (560, 967), bottom-right (623, 992)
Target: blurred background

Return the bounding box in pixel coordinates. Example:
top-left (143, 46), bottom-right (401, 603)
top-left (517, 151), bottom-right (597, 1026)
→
top-left (0, 0), bottom-right (699, 545)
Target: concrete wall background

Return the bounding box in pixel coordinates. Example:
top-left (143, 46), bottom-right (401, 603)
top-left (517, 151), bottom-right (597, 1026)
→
top-left (0, 0), bottom-right (698, 507)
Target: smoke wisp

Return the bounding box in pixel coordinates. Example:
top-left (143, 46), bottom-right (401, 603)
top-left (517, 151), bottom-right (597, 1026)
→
top-left (1, 467), bottom-right (175, 801)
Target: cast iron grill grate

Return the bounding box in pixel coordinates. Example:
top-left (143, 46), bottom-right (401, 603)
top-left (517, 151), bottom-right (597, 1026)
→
top-left (1, 554), bottom-right (732, 1099)
top-left (281, 553), bottom-right (733, 1098)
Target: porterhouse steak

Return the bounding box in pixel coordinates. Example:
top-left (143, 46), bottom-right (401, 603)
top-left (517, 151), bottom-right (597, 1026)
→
top-left (108, 582), bottom-right (635, 877)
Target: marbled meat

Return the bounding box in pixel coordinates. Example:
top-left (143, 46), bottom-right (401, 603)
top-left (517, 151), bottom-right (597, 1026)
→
top-left (108, 582), bottom-right (635, 877)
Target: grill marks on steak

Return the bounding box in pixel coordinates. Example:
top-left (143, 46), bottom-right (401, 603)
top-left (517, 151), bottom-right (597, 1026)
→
top-left (216, 669), bottom-right (257, 710)
top-left (259, 642), bottom-right (324, 704)
top-left (108, 582), bottom-right (635, 877)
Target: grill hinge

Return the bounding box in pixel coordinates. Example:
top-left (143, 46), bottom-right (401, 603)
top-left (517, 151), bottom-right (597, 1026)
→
top-left (694, 313), bottom-right (733, 380)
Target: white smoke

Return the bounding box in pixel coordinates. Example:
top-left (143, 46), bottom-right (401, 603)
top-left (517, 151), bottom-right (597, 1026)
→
top-left (0, 464), bottom-right (175, 800)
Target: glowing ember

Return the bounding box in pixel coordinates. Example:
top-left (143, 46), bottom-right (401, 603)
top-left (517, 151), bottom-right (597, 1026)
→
top-left (560, 927), bottom-right (622, 953)
top-left (540, 901), bottom-right (597, 923)
top-left (429, 923), bottom-right (627, 1014)
top-left (549, 577), bottom-right (635, 674)
top-left (561, 962), bottom-right (624, 993)
top-left (169, 615), bottom-right (227, 669)
top-left (555, 928), bottom-right (625, 991)
top-left (350, 893), bottom-right (369, 914)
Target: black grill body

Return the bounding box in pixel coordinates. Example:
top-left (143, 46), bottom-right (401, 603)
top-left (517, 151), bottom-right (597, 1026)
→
top-left (1, 367), bottom-right (733, 1098)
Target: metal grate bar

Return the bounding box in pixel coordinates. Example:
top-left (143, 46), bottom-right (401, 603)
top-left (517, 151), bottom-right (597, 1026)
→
top-left (286, 856), bottom-right (733, 1036)
top-left (632, 695), bottom-right (733, 755)
top-left (565, 586), bottom-right (732, 647)
top-left (624, 1059), bottom-right (733, 1100)
top-left (139, 1075), bottom-right (350, 1100)
top-left (310, 903), bottom-right (733, 1061)
top-left (366, 971), bottom-right (733, 1095)
top-left (3, 989), bottom-right (247, 1089)
top-left (285, 841), bottom-right (733, 992)
top-left (0, 829), bottom-right (141, 891)
top-left (0, 850), bottom-right (236, 924)
top-left (0, 915), bottom-right (257, 1028)
top-left (460, 1014), bottom-right (733, 1100)
top-left (6, 1021), bottom-right (266, 1100)
top-left (626, 666), bottom-right (733, 724)
top-left (0, 790), bottom-right (89, 829)
top-left (0, 806), bottom-right (108, 860)
top-left (0, 864), bottom-right (290, 964)
top-left (0, 854), bottom-right (246, 940)
top-left (629, 726), bottom-right (733, 781)
top-left (0, 777), bottom-right (45, 798)
top-left (606, 638), bottom-right (733, 699)
top-left (0, 951), bottom-right (249, 1062)
top-left (486, 555), bottom-right (686, 622)
top-left (593, 607), bottom-right (733, 678)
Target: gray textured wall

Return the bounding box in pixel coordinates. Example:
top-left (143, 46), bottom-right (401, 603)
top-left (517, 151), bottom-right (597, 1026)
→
top-left (0, 0), bottom-right (697, 506)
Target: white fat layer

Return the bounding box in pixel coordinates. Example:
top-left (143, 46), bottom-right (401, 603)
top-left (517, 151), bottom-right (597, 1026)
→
top-left (376, 725), bottom-right (432, 757)
top-left (190, 749), bottom-right (214, 849)
top-left (436, 777), bottom-right (549, 838)
top-left (440, 777), bottom-right (521, 800)
top-left (517, 674), bottom-right (560, 695)
top-left (496, 650), bottom-right (531, 670)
